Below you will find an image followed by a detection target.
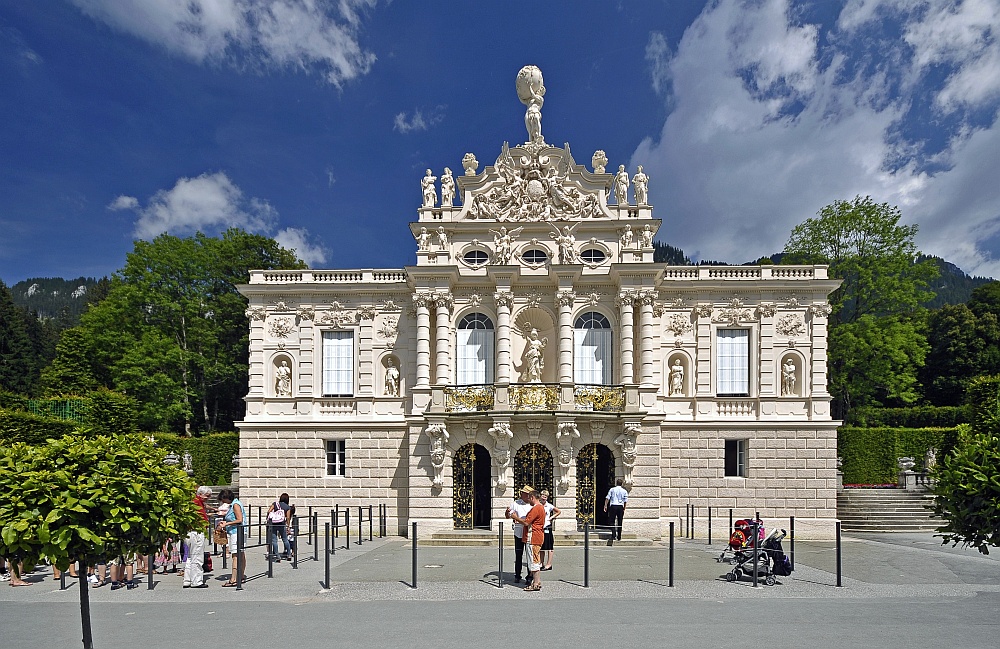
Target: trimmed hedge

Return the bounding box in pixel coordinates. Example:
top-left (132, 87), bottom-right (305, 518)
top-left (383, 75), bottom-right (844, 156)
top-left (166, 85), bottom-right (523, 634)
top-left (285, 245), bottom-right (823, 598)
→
top-left (0, 410), bottom-right (77, 444)
top-left (847, 405), bottom-right (970, 428)
top-left (152, 432), bottom-right (239, 486)
top-left (838, 426), bottom-right (962, 484)
top-left (967, 375), bottom-right (1000, 436)
top-left (0, 389), bottom-right (137, 435)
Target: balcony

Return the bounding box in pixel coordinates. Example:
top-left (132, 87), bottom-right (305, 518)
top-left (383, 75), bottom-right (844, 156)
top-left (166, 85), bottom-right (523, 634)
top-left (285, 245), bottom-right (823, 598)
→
top-left (509, 384), bottom-right (560, 411)
top-left (443, 385), bottom-right (495, 412)
top-left (431, 383), bottom-right (639, 414)
top-left (574, 385), bottom-right (625, 412)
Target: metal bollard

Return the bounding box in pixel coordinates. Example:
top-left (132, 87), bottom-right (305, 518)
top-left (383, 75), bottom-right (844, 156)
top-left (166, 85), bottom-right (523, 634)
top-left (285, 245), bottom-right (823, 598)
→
top-left (346, 509), bottom-right (350, 550)
top-left (330, 509), bottom-right (336, 555)
top-left (324, 522), bottom-right (331, 589)
top-left (60, 566), bottom-right (66, 590)
top-left (751, 521), bottom-right (759, 588)
top-left (358, 506), bottom-right (363, 546)
top-left (307, 506), bottom-right (313, 546)
top-left (411, 521), bottom-right (417, 589)
top-left (497, 521), bottom-right (504, 589)
top-left (147, 555), bottom-right (153, 590)
top-left (789, 515), bottom-right (795, 572)
top-left (708, 506), bottom-right (712, 545)
top-left (313, 512), bottom-right (319, 562)
top-left (729, 508), bottom-right (733, 536)
top-left (669, 521), bottom-right (675, 587)
top-left (236, 525), bottom-right (245, 591)
top-left (334, 505), bottom-right (339, 539)
top-left (292, 516), bottom-right (299, 569)
top-left (583, 521), bottom-right (590, 588)
top-left (836, 521), bottom-right (842, 587)
top-left (257, 506), bottom-right (263, 541)
top-left (369, 504), bottom-right (373, 541)
top-left (267, 537), bottom-right (273, 579)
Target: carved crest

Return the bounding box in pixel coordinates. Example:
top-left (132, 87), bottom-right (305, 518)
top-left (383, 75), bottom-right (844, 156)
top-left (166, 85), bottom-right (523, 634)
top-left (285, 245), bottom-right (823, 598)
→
top-left (776, 313), bottom-right (806, 337)
top-left (267, 317), bottom-right (295, 338)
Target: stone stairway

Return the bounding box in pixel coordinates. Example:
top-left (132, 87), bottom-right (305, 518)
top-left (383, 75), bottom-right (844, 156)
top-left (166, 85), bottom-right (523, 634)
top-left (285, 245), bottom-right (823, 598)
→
top-left (419, 528), bottom-right (656, 547)
top-left (837, 488), bottom-right (944, 532)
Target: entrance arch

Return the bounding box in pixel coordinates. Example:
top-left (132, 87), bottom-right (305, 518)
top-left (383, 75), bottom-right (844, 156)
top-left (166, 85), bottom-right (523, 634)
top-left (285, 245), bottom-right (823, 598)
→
top-left (513, 443), bottom-right (554, 501)
top-left (576, 443), bottom-right (615, 529)
top-left (453, 443), bottom-right (492, 529)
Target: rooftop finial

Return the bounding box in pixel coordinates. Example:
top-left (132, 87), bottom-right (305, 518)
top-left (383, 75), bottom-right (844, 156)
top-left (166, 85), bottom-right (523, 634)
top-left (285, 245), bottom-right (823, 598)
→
top-left (516, 65), bottom-right (545, 145)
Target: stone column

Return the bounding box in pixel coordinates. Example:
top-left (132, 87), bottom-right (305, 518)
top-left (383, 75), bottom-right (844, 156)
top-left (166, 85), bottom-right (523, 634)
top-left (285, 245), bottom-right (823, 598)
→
top-left (494, 291), bottom-right (513, 384)
top-left (638, 290), bottom-right (655, 386)
top-left (414, 293), bottom-right (432, 388)
top-left (617, 291), bottom-right (635, 384)
top-left (556, 289), bottom-right (576, 384)
top-left (434, 292), bottom-right (453, 385)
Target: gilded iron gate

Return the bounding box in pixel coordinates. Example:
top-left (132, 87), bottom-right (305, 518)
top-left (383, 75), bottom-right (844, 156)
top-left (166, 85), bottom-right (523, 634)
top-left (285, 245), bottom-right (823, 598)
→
top-left (453, 444), bottom-right (477, 529)
top-left (576, 443), bottom-right (615, 528)
top-left (513, 443), bottom-right (553, 500)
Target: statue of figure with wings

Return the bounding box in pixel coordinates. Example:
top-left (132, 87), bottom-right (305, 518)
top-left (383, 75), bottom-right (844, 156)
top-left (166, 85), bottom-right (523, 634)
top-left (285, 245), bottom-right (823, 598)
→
top-left (550, 223), bottom-right (580, 264)
top-left (490, 225), bottom-right (523, 265)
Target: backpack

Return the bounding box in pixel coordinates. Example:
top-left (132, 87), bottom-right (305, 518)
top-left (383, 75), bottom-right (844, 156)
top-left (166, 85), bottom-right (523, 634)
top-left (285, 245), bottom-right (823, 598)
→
top-left (267, 502), bottom-right (286, 524)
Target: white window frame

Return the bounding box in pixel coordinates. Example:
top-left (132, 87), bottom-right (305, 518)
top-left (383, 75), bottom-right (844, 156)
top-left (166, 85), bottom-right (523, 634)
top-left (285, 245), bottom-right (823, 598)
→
top-left (574, 312), bottom-right (613, 385)
top-left (724, 438), bottom-right (747, 477)
top-left (325, 439), bottom-right (346, 477)
top-left (456, 313), bottom-right (495, 385)
top-left (321, 329), bottom-right (355, 397)
top-left (716, 328), bottom-right (750, 396)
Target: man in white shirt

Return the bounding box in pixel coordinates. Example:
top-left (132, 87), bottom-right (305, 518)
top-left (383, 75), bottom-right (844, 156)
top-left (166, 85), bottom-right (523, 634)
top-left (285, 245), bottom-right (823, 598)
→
top-left (505, 485), bottom-right (535, 584)
top-left (604, 478), bottom-right (629, 541)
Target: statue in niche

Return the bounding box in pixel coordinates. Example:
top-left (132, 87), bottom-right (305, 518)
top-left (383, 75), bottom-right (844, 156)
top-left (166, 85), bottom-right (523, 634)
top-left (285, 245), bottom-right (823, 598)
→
top-left (440, 167), bottom-right (456, 207)
top-left (416, 227), bottom-right (430, 251)
top-left (620, 224), bottom-right (633, 250)
top-left (437, 226), bottom-right (449, 250)
top-left (668, 359), bottom-right (684, 396)
top-left (275, 360), bottom-right (292, 397)
top-left (490, 225), bottom-right (522, 265)
top-left (384, 358), bottom-right (400, 397)
top-left (781, 358), bottom-right (796, 396)
top-left (550, 223), bottom-right (579, 264)
top-left (614, 164), bottom-right (630, 205)
top-left (421, 169), bottom-right (437, 208)
top-left (633, 165), bottom-right (649, 205)
top-left (516, 65), bottom-right (545, 144)
top-left (641, 224), bottom-right (654, 248)
top-left (521, 328), bottom-right (548, 383)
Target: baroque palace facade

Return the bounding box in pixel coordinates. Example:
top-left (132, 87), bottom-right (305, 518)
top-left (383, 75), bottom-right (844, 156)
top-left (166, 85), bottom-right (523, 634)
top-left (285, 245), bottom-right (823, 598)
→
top-left (237, 67), bottom-right (841, 539)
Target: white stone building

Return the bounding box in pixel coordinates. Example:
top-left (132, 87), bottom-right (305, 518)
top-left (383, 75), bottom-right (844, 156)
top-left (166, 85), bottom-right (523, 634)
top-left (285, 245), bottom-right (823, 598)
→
top-left (236, 67), bottom-right (841, 540)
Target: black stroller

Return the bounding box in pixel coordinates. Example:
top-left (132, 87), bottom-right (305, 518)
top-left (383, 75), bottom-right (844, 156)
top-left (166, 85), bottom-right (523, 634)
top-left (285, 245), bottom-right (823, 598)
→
top-left (725, 528), bottom-right (791, 585)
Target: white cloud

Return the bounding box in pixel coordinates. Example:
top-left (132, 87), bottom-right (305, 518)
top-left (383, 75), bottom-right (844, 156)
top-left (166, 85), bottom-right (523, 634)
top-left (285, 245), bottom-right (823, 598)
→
top-left (393, 106), bottom-right (445, 134)
top-left (274, 226), bottom-right (327, 265)
top-left (632, 0), bottom-right (1000, 277)
top-left (645, 31), bottom-right (672, 96)
top-left (107, 195), bottom-right (139, 211)
top-left (70, 0), bottom-right (377, 86)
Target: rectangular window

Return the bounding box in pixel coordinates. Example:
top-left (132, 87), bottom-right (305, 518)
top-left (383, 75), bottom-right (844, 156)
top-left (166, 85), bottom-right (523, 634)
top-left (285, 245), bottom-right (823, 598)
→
top-left (322, 330), bottom-right (354, 396)
top-left (456, 328), bottom-right (494, 385)
top-left (716, 329), bottom-right (749, 396)
top-left (574, 328), bottom-right (612, 385)
top-left (326, 439), bottom-right (346, 477)
top-left (724, 439), bottom-right (747, 477)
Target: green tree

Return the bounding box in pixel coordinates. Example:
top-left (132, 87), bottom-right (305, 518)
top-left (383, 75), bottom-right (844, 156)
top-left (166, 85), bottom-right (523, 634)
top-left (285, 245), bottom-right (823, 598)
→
top-left (40, 327), bottom-right (100, 396)
top-left (0, 433), bottom-right (203, 646)
top-left (921, 304), bottom-right (1000, 405)
top-left (0, 281), bottom-right (35, 394)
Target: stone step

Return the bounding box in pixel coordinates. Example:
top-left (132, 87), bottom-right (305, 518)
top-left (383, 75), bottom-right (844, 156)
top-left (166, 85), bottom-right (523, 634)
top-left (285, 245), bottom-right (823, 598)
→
top-left (842, 523), bottom-right (942, 532)
top-left (419, 530), bottom-right (656, 547)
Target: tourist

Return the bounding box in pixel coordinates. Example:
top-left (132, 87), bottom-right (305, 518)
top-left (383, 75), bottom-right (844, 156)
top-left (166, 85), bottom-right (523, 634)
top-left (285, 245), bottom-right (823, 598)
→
top-left (505, 486), bottom-right (533, 584)
top-left (216, 498), bottom-right (231, 556)
top-left (604, 477), bottom-right (629, 541)
top-left (4, 557), bottom-right (30, 586)
top-left (110, 554), bottom-right (137, 590)
top-left (266, 493), bottom-right (292, 561)
top-left (539, 490), bottom-right (561, 571)
top-left (509, 490), bottom-right (545, 592)
top-left (287, 504), bottom-right (297, 558)
top-left (217, 489), bottom-right (247, 586)
top-left (184, 486), bottom-right (212, 588)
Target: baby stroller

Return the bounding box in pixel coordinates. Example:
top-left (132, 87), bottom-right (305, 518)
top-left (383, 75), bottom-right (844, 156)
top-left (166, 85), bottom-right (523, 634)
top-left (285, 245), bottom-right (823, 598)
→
top-left (725, 528), bottom-right (789, 586)
top-left (717, 517), bottom-right (764, 564)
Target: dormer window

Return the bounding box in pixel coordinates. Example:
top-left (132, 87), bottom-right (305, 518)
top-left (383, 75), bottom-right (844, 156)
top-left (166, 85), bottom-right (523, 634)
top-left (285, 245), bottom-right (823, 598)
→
top-left (580, 248), bottom-right (606, 264)
top-left (463, 250), bottom-right (489, 267)
top-left (522, 249), bottom-right (548, 265)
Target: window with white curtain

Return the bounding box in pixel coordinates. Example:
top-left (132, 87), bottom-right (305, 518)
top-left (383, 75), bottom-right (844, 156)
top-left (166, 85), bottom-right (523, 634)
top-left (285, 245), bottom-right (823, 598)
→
top-left (322, 330), bottom-right (354, 396)
top-left (716, 328), bottom-right (749, 396)
top-left (456, 313), bottom-right (494, 385)
top-left (574, 312), bottom-right (612, 385)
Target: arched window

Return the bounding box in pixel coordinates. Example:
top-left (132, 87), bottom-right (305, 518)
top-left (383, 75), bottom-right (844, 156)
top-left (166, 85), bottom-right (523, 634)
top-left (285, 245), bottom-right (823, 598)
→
top-left (457, 313), bottom-right (495, 385)
top-left (574, 312), bottom-right (612, 385)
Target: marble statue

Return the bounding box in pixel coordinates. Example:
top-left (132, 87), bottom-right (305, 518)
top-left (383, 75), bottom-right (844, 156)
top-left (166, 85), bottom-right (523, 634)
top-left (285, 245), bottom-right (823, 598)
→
top-left (592, 150), bottom-right (608, 174)
top-left (421, 169), bottom-right (437, 208)
top-left (614, 164), bottom-right (629, 205)
top-left (416, 227), bottom-right (430, 251)
top-left (668, 359), bottom-right (684, 396)
top-left (522, 328), bottom-right (547, 382)
top-left (275, 360), bottom-right (292, 396)
top-left (556, 422), bottom-right (580, 487)
top-left (781, 358), bottom-right (796, 396)
top-left (551, 223), bottom-right (579, 264)
top-left (516, 65), bottom-right (545, 144)
top-left (925, 447), bottom-right (937, 470)
top-left (620, 224), bottom-right (633, 250)
top-left (440, 167), bottom-right (456, 207)
top-left (437, 226), bottom-right (449, 250)
top-left (384, 358), bottom-right (400, 397)
top-left (426, 423), bottom-right (449, 487)
top-left (614, 424), bottom-right (639, 487)
top-left (488, 421), bottom-right (513, 488)
top-left (641, 224), bottom-right (654, 248)
top-left (633, 165), bottom-right (648, 205)
top-left (490, 225), bottom-right (522, 265)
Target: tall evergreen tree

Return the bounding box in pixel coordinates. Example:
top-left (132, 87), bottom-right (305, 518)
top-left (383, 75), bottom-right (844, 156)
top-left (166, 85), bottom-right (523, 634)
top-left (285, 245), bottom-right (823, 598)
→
top-left (0, 281), bottom-right (35, 394)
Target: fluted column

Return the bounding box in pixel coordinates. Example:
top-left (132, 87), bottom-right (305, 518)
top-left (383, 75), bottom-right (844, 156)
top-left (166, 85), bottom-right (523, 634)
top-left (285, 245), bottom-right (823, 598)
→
top-left (556, 290), bottom-right (576, 383)
top-left (414, 292), bottom-right (432, 388)
top-left (494, 291), bottom-right (513, 383)
top-left (434, 292), bottom-right (453, 385)
top-left (617, 291), bottom-right (635, 384)
top-left (638, 290), bottom-right (656, 385)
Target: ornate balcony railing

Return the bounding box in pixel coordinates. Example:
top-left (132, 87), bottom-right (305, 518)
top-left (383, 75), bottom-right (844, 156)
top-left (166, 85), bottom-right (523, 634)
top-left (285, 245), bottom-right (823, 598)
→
top-left (444, 385), bottom-right (495, 412)
top-left (574, 385), bottom-right (625, 412)
top-left (509, 384), bottom-right (560, 411)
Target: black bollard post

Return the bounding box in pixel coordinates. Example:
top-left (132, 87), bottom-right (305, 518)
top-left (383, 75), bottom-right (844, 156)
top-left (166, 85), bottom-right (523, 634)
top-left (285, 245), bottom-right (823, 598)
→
top-left (411, 521), bottom-right (417, 589)
top-left (789, 515), bottom-right (795, 572)
top-left (267, 539), bottom-right (273, 579)
top-left (330, 509), bottom-right (336, 556)
top-left (313, 512), bottom-right (319, 562)
top-left (335, 504), bottom-right (339, 539)
top-left (836, 520), bottom-right (842, 587)
top-left (292, 516), bottom-right (299, 569)
top-left (729, 508), bottom-right (733, 536)
top-left (708, 506), bottom-right (713, 545)
top-left (346, 508), bottom-right (350, 550)
top-left (60, 566), bottom-right (66, 590)
top-left (358, 505), bottom-right (363, 546)
top-left (497, 521), bottom-right (503, 589)
top-left (584, 521), bottom-right (590, 588)
top-left (236, 525), bottom-right (245, 591)
top-left (752, 521), bottom-right (759, 588)
top-left (369, 504), bottom-right (373, 541)
top-left (685, 503), bottom-right (689, 538)
top-left (669, 521), bottom-right (675, 587)
top-left (324, 522), bottom-right (331, 590)
top-left (257, 506), bottom-right (263, 542)
top-left (147, 554), bottom-right (153, 590)
top-left (693, 505), bottom-right (697, 539)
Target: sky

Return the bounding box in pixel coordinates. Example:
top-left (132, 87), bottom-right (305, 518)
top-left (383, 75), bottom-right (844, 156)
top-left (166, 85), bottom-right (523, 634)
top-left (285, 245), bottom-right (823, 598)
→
top-left (1, 0), bottom-right (999, 283)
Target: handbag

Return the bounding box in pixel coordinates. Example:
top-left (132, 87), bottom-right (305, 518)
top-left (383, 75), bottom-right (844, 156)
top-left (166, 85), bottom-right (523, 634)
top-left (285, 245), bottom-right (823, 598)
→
top-left (213, 527), bottom-right (228, 545)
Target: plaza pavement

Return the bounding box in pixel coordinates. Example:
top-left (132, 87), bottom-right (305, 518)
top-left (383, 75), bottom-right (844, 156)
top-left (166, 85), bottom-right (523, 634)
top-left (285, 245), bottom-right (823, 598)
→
top-left (2, 531), bottom-right (998, 648)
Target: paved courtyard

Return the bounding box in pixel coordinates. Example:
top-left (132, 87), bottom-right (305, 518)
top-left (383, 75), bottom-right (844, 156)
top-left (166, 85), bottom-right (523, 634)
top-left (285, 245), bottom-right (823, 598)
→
top-left (2, 531), bottom-right (998, 648)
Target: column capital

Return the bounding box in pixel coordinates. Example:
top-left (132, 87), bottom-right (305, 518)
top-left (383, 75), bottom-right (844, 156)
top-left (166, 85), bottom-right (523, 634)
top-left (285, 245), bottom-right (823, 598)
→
top-left (412, 291), bottom-right (434, 308)
top-left (433, 291), bottom-right (454, 311)
top-left (616, 290), bottom-right (637, 307)
top-left (555, 289), bottom-right (576, 308)
top-left (493, 290), bottom-right (514, 309)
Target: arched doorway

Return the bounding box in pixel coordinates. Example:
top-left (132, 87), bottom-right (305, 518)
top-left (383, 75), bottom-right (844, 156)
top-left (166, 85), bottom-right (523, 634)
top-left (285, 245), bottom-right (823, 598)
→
top-left (576, 443), bottom-right (615, 529)
top-left (453, 443), bottom-right (492, 529)
top-left (513, 443), bottom-right (554, 501)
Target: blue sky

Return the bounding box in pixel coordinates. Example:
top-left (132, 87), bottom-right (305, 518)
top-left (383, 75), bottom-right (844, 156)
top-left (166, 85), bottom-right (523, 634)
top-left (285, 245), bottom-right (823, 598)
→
top-left (2, 0), bottom-right (999, 283)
